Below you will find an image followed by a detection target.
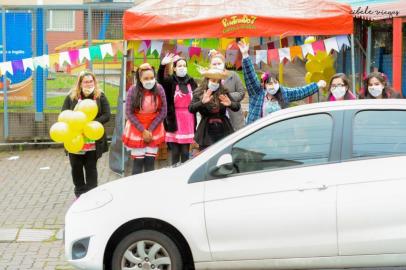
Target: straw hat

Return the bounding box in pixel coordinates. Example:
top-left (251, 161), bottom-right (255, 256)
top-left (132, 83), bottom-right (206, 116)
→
top-left (199, 68), bottom-right (229, 80)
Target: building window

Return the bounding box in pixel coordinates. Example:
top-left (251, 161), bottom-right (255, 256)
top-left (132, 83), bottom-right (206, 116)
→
top-left (47, 10), bottom-right (75, 32)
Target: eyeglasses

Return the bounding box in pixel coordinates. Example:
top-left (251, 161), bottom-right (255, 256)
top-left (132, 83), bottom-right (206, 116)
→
top-left (331, 84), bottom-right (345, 89)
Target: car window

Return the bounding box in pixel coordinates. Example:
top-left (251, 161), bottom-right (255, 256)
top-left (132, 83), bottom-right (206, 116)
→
top-left (231, 114), bottom-right (333, 174)
top-left (353, 110), bottom-right (406, 158)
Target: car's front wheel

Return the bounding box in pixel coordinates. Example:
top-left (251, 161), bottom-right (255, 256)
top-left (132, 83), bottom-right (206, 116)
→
top-left (111, 229), bottom-right (182, 270)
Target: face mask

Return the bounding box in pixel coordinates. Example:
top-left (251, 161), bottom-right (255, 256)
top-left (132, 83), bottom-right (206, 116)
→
top-left (368, 85), bottom-right (383, 97)
top-left (331, 86), bottom-right (346, 99)
top-left (213, 63), bottom-right (225, 71)
top-left (82, 87), bottom-right (94, 96)
top-left (142, 79), bottom-right (156, 90)
top-left (266, 83), bottom-right (279, 95)
top-left (175, 67), bottom-right (187, 77)
top-left (208, 81), bottom-right (220, 91)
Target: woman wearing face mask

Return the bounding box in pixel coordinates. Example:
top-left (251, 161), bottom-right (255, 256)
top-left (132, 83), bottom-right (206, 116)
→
top-left (209, 50), bottom-right (246, 131)
top-left (189, 69), bottom-right (241, 151)
top-left (158, 53), bottom-right (198, 165)
top-left (122, 63), bottom-right (167, 175)
top-left (62, 70), bottom-right (111, 198)
top-left (327, 73), bottom-right (356, 101)
top-left (238, 40), bottom-right (326, 124)
top-left (361, 72), bottom-right (400, 99)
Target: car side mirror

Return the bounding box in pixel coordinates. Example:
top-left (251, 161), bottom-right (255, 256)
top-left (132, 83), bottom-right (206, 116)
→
top-left (209, 153), bottom-right (235, 177)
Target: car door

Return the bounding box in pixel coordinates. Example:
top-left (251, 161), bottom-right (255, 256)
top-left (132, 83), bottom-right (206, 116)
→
top-left (337, 109), bottom-right (406, 256)
top-left (204, 112), bottom-right (342, 261)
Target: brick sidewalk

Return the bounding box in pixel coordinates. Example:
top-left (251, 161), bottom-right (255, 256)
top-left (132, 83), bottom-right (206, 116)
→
top-left (0, 148), bottom-right (120, 270)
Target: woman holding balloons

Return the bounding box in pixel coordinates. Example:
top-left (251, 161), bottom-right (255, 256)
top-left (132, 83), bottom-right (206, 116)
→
top-left (60, 70), bottom-right (111, 198)
top-left (122, 63), bottom-right (167, 175)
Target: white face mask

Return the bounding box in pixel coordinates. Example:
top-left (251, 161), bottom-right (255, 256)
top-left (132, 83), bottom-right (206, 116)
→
top-left (331, 86), bottom-right (346, 99)
top-left (82, 87), bottom-right (94, 96)
top-left (208, 81), bottom-right (220, 91)
top-left (175, 67), bottom-right (187, 77)
top-left (368, 85), bottom-right (384, 97)
top-left (142, 79), bottom-right (156, 90)
top-left (266, 83), bottom-right (279, 95)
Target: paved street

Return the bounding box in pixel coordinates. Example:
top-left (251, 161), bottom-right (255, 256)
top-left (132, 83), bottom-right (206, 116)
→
top-left (0, 147), bottom-right (120, 270)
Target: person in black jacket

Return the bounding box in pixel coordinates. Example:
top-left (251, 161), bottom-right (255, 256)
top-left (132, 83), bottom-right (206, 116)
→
top-left (158, 54), bottom-right (198, 164)
top-left (189, 69), bottom-right (240, 151)
top-left (62, 70), bottom-right (110, 198)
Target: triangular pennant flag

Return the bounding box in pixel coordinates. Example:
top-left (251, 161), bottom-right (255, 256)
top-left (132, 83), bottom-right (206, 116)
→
top-left (112, 41), bottom-right (124, 55)
top-left (324, 37), bottom-right (339, 53)
top-left (225, 49), bottom-right (238, 65)
top-left (256, 50), bottom-right (268, 65)
top-left (300, 44), bottom-right (314, 57)
top-left (267, 42), bottom-right (275, 50)
top-left (33, 55), bottom-right (50, 69)
top-left (336, 35), bottom-right (350, 50)
top-left (89, 45), bottom-right (102, 60)
top-left (12, 60), bottom-right (24, 73)
top-left (290, 46), bottom-right (303, 60)
top-left (100, 43), bottom-right (114, 59)
top-left (49, 53), bottom-right (60, 68)
top-left (312, 40), bottom-right (326, 54)
top-left (278, 47), bottom-right (291, 63)
top-left (0, 61), bottom-right (13, 75)
top-left (267, 49), bottom-right (279, 64)
top-left (189, 47), bottom-right (202, 58)
top-left (68, 49), bottom-right (79, 64)
top-left (176, 45), bottom-right (189, 59)
top-left (79, 48), bottom-right (91, 63)
top-left (138, 40), bottom-right (151, 54)
top-left (150, 40), bottom-right (164, 55)
top-left (128, 40), bottom-right (141, 52)
top-left (22, 58), bottom-right (34, 72)
top-left (59, 51), bottom-right (71, 66)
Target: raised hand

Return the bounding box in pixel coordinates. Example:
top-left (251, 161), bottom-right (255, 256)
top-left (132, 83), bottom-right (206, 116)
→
top-left (219, 94), bottom-right (231, 106)
top-left (317, 80), bottom-right (327, 89)
top-left (237, 40), bottom-right (249, 58)
top-left (161, 53), bottom-right (175, 65)
top-left (202, 89), bottom-right (213, 104)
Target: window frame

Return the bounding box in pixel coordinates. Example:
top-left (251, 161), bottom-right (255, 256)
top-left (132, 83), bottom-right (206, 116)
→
top-left (47, 10), bottom-right (76, 32)
top-left (349, 109), bottom-right (406, 161)
top-left (191, 111), bottom-right (343, 183)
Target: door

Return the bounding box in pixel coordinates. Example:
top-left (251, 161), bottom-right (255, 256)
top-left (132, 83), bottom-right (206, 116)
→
top-left (338, 110), bottom-right (406, 256)
top-left (204, 113), bottom-right (340, 261)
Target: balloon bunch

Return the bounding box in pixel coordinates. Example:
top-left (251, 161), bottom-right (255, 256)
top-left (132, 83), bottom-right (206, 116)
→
top-left (304, 37), bottom-right (336, 85)
top-left (50, 100), bottom-right (105, 153)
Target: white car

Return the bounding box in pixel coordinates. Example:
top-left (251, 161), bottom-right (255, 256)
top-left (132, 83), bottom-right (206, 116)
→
top-left (65, 99), bottom-right (406, 270)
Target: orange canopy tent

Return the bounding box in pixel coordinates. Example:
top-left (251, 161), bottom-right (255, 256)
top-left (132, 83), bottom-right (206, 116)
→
top-left (123, 0), bottom-right (354, 39)
top-left (112, 0), bottom-right (355, 175)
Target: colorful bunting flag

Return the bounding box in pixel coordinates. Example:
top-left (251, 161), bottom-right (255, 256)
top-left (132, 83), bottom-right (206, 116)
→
top-left (189, 47), bottom-right (202, 58)
top-left (11, 60), bottom-right (24, 73)
top-left (278, 47), bottom-right (291, 62)
top-left (100, 43), bottom-right (113, 58)
top-left (89, 45), bottom-right (102, 60)
top-left (336, 35), bottom-right (350, 50)
top-left (33, 55), bottom-right (49, 69)
top-left (68, 49), bottom-right (79, 64)
top-left (290, 46), bottom-right (303, 60)
top-left (150, 40), bottom-right (164, 55)
top-left (59, 51), bottom-right (71, 66)
top-left (300, 44), bottom-right (314, 57)
top-left (79, 48), bottom-right (91, 63)
top-left (324, 37), bottom-right (339, 53)
top-left (312, 40), bottom-right (326, 54)
top-left (49, 53), bottom-right (60, 68)
top-left (0, 61), bottom-right (13, 75)
top-left (256, 50), bottom-right (268, 65)
top-left (22, 58), bottom-right (34, 72)
top-left (267, 49), bottom-right (279, 64)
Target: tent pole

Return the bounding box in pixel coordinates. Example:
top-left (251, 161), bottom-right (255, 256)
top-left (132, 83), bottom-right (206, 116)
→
top-left (121, 40), bottom-right (128, 176)
top-left (350, 33), bottom-right (356, 95)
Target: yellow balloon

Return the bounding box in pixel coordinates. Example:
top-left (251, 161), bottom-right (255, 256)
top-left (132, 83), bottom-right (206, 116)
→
top-left (76, 99), bottom-right (98, 122)
top-left (58, 110), bottom-right (75, 124)
top-left (323, 67), bottom-right (336, 82)
top-left (64, 133), bottom-right (85, 153)
top-left (305, 72), bottom-right (313, 84)
top-left (83, 121), bottom-right (104, 140)
top-left (310, 72), bottom-right (325, 83)
top-left (315, 51), bottom-right (328, 62)
top-left (305, 60), bottom-right (323, 73)
top-left (321, 55), bottom-right (335, 69)
top-left (304, 36), bottom-right (316, 44)
top-left (49, 122), bottom-right (70, 143)
top-left (70, 111), bottom-right (88, 132)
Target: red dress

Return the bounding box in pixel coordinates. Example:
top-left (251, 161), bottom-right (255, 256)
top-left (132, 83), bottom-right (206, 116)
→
top-left (122, 92), bottom-right (165, 148)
